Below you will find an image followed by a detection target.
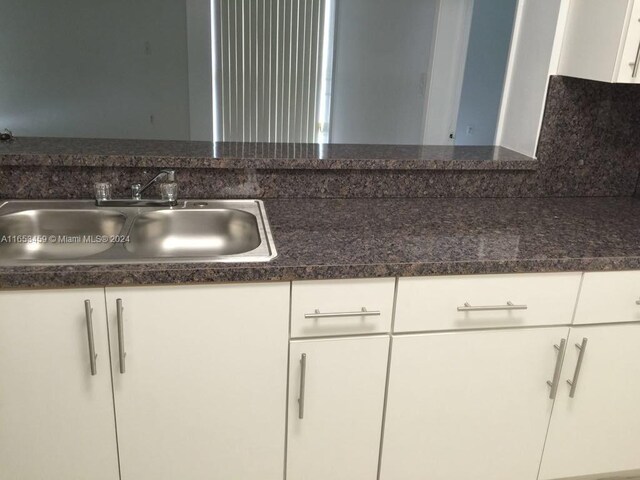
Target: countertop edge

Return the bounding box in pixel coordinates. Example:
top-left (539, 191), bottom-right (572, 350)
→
top-left (0, 145), bottom-right (538, 171)
top-left (1, 257), bottom-right (638, 289)
top-left (0, 154), bottom-right (538, 171)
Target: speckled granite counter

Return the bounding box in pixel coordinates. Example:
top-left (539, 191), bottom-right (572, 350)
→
top-left (0, 138), bottom-right (536, 171)
top-left (5, 78), bottom-right (640, 200)
top-left (1, 197), bottom-right (639, 289)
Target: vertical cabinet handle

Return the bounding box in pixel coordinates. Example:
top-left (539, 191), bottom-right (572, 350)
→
top-left (298, 353), bottom-right (307, 419)
top-left (567, 338), bottom-right (588, 398)
top-left (547, 338), bottom-right (567, 400)
top-left (632, 19), bottom-right (640, 78)
top-left (633, 38), bottom-right (640, 78)
top-left (84, 300), bottom-right (98, 376)
top-left (116, 298), bottom-right (126, 374)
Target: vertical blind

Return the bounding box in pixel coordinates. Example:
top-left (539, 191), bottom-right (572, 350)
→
top-left (215, 0), bottom-right (328, 143)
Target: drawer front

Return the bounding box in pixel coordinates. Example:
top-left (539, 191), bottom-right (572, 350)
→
top-left (574, 271), bottom-right (640, 325)
top-left (395, 273), bottom-right (582, 333)
top-left (291, 278), bottom-right (395, 338)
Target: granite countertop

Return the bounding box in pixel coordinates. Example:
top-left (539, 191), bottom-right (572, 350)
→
top-left (1, 197), bottom-right (639, 289)
top-left (0, 137), bottom-right (537, 170)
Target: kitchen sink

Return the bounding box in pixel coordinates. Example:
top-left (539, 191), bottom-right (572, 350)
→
top-left (0, 209), bottom-right (126, 260)
top-left (125, 209), bottom-right (262, 257)
top-left (0, 200), bottom-right (277, 265)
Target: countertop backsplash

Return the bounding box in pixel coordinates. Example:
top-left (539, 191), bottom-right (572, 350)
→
top-left (1, 76), bottom-right (640, 199)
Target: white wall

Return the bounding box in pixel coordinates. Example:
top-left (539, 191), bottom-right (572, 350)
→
top-left (548, 0), bottom-right (573, 75)
top-left (329, 0), bottom-right (438, 145)
top-left (496, 0), bottom-right (564, 156)
top-left (0, 0), bottom-right (195, 140)
top-left (187, 0), bottom-right (213, 141)
top-left (422, 0), bottom-right (474, 145)
top-left (454, 0), bottom-right (519, 146)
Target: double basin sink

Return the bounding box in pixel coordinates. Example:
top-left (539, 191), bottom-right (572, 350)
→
top-left (0, 200), bottom-right (277, 265)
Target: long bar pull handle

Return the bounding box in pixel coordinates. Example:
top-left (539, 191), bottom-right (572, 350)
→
top-left (631, 19), bottom-right (640, 78)
top-left (567, 338), bottom-right (588, 398)
top-left (546, 339), bottom-right (567, 400)
top-left (304, 307), bottom-right (381, 319)
top-left (84, 300), bottom-right (98, 376)
top-left (116, 298), bottom-right (126, 374)
top-left (298, 354), bottom-right (307, 419)
top-left (457, 301), bottom-right (528, 312)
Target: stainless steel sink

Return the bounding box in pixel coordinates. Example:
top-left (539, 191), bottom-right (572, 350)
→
top-left (0, 200), bottom-right (277, 265)
top-left (0, 209), bottom-right (126, 260)
top-left (126, 209), bottom-right (261, 257)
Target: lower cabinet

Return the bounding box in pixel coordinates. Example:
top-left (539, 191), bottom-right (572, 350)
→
top-left (539, 324), bottom-right (640, 480)
top-left (2, 273), bottom-right (640, 480)
top-left (380, 328), bottom-right (569, 480)
top-left (287, 336), bottom-right (390, 480)
top-left (105, 283), bottom-right (289, 480)
top-left (0, 289), bottom-right (119, 480)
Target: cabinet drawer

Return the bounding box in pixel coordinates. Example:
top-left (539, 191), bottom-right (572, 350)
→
top-left (395, 273), bottom-right (582, 332)
top-left (291, 278), bottom-right (395, 338)
top-left (574, 271), bottom-right (640, 325)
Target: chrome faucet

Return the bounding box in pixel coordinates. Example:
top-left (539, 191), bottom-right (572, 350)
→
top-left (131, 169), bottom-right (175, 200)
top-left (95, 169), bottom-right (178, 207)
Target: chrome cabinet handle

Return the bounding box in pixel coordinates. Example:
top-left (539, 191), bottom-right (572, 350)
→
top-left (546, 339), bottom-right (567, 400)
top-left (304, 307), bottom-right (381, 319)
top-left (635, 298), bottom-right (640, 305)
top-left (457, 301), bottom-right (527, 312)
top-left (631, 19), bottom-right (640, 78)
top-left (567, 338), bottom-right (588, 398)
top-left (116, 298), bottom-right (126, 374)
top-left (298, 354), bottom-right (307, 419)
top-left (84, 300), bottom-right (98, 376)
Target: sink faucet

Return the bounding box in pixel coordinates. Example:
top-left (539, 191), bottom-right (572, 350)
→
top-left (131, 169), bottom-right (175, 200)
top-left (95, 169), bottom-right (178, 207)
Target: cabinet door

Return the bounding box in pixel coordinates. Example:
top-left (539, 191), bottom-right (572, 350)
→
top-left (0, 289), bottom-right (119, 480)
top-left (558, 0), bottom-right (633, 82)
top-left (539, 324), bottom-right (640, 480)
top-left (617, 0), bottom-right (640, 83)
top-left (380, 328), bottom-right (569, 480)
top-left (287, 336), bottom-right (390, 480)
top-left (105, 283), bottom-right (289, 480)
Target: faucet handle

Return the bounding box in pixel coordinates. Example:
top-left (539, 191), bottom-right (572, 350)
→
top-left (164, 170), bottom-right (176, 182)
top-left (94, 182), bottom-right (112, 201)
top-left (131, 183), bottom-right (142, 200)
top-left (160, 182), bottom-right (178, 202)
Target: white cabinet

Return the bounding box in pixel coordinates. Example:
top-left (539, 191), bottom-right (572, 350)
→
top-left (539, 324), bottom-right (640, 480)
top-left (290, 278), bottom-right (395, 338)
top-left (380, 328), bottom-right (569, 480)
top-left (105, 283), bottom-right (289, 480)
top-left (574, 271), bottom-right (640, 325)
top-left (558, 0), bottom-right (640, 83)
top-left (395, 273), bottom-right (581, 332)
top-left (0, 289), bottom-right (119, 480)
top-left (2, 270), bottom-right (639, 480)
top-left (287, 336), bottom-right (389, 480)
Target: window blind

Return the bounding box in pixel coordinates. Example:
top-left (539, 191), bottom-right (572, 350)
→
top-left (215, 0), bottom-right (328, 143)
